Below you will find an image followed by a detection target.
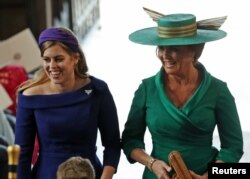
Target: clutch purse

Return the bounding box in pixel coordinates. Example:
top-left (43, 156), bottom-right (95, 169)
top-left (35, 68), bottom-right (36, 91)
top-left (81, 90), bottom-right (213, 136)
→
top-left (168, 151), bottom-right (192, 179)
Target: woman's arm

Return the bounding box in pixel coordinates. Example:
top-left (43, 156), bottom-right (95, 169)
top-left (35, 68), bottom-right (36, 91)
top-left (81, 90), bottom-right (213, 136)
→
top-left (121, 83), bottom-right (147, 163)
top-left (98, 85), bottom-right (121, 177)
top-left (215, 83), bottom-right (243, 162)
top-left (15, 94), bottom-right (36, 179)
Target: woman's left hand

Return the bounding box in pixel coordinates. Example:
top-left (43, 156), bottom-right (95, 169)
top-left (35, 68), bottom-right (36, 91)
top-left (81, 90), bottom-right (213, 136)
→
top-left (189, 170), bottom-right (208, 179)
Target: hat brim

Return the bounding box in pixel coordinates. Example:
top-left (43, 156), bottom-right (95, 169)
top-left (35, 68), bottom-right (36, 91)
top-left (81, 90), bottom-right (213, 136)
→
top-left (129, 27), bottom-right (227, 46)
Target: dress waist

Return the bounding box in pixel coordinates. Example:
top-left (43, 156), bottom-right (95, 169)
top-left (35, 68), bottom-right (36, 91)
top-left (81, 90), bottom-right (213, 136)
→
top-left (39, 146), bottom-right (97, 158)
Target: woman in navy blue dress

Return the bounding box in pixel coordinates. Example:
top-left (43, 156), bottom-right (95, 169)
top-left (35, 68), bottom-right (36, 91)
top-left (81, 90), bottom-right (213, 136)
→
top-left (15, 27), bottom-right (121, 179)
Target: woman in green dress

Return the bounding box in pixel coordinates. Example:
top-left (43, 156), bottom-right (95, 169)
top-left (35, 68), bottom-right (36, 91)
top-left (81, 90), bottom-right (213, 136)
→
top-left (121, 13), bottom-right (243, 179)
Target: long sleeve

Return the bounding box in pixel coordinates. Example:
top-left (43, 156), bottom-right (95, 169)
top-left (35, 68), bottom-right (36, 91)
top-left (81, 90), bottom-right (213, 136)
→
top-left (98, 84), bottom-right (121, 170)
top-left (215, 83), bottom-right (244, 162)
top-left (121, 82), bottom-right (147, 163)
top-left (15, 94), bottom-right (36, 179)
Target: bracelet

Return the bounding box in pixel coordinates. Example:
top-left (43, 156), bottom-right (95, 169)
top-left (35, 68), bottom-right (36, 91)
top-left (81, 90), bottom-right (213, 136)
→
top-left (147, 157), bottom-right (156, 171)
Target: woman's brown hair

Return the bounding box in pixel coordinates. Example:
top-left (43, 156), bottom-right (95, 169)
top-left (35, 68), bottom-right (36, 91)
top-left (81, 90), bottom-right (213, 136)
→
top-left (18, 27), bottom-right (88, 92)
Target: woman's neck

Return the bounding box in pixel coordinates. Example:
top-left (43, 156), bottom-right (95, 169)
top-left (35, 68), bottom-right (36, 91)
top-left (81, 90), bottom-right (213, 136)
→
top-left (165, 67), bottom-right (200, 87)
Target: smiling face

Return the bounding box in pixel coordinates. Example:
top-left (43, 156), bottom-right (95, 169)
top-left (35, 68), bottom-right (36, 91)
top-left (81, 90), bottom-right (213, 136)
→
top-left (157, 45), bottom-right (197, 76)
top-left (42, 44), bottom-right (79, 85)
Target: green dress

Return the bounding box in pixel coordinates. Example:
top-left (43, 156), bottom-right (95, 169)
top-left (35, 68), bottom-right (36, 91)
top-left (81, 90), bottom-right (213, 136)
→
top-left (121, 63), bottom-right (243, 179)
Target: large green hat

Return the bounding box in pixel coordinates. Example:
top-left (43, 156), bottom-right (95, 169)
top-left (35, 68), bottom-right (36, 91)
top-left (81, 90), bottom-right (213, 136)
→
top-left (129, 13), bottom-right (227, 46)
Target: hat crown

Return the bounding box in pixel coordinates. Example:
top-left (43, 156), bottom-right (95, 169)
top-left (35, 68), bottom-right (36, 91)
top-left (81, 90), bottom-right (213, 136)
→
top-left (158, 14), bottom-right (196, 27)
top-left (157, 14), bottom-right (197, 38)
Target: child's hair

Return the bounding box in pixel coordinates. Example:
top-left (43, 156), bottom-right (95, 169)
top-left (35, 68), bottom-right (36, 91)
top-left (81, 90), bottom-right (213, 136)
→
top-left (57, 156), bottom-right (95, 179)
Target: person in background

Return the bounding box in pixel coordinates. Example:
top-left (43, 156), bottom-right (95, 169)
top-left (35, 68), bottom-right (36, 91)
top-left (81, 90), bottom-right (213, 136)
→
top-left (0, 65), bottom-right (28, 115)
top-left (121, 13), bottom-right (243, 179)
top-left (57, 156), bottom-right (95, 179)
top-left (15, 27), bottom-right (121, 179)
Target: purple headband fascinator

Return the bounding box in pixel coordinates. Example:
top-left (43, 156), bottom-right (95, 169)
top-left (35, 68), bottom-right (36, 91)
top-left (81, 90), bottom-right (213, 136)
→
top-left (38, 27), bottom-right (79, 52)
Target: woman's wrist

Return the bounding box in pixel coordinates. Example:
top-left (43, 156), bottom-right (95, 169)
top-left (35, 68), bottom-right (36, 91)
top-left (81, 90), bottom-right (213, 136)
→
top-left (146, 157), bottom-right (157, 171)
top-left (101, 166), bottom-right (115, 179)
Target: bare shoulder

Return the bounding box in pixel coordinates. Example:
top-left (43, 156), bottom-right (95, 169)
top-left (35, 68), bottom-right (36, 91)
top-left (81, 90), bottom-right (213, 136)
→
top-left (22, 84), bottom-right (47, 96)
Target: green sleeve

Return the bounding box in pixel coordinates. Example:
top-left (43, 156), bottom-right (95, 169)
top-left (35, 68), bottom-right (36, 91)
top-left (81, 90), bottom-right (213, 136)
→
top-left (215, 82), bottom-right (244, 162)
top-left (121, 82), bottom-right (147, 163)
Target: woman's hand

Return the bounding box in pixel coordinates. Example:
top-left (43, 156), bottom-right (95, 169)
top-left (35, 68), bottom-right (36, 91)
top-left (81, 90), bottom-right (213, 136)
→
top-left (151, 160), bottom-right (172, 179)
top-left (189, 170), bottom-right (208, 179)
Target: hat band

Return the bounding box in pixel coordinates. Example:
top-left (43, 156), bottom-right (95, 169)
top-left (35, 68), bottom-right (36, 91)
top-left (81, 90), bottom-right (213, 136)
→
top-left (158, 23), bottom-right (197, 38)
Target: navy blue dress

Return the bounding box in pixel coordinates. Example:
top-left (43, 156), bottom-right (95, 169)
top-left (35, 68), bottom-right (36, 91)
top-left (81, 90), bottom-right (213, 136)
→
top-left (15, 76), bottom-right (121, 179)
